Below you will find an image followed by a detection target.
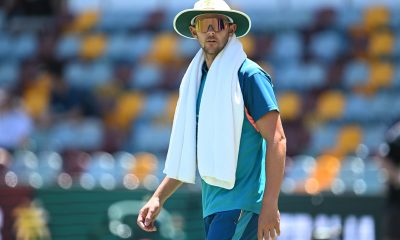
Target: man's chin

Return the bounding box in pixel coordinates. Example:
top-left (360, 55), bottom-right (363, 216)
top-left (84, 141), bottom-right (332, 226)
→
top-left (203, 47), bottom-right (221, 56)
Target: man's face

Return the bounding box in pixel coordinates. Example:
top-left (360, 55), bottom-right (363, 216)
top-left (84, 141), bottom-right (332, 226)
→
top-left (189, 14), bottom-right (237, 57)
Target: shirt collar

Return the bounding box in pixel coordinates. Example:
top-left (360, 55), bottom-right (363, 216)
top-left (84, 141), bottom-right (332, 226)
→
top-left (202, 61), bottom-right (208, 74)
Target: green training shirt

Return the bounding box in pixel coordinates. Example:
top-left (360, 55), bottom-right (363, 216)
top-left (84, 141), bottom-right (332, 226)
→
top-left (196, 58), bottom-right (279, 217)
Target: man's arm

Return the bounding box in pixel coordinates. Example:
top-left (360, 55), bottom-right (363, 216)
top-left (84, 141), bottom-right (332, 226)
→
top-left (137, 177), bottom-right (183, 232)
top-left (255, 110), bottom-right (286, 240)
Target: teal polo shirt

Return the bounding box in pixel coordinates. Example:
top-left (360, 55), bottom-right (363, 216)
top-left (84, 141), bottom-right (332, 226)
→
top-left (196, 58), bottom-right (279, 218)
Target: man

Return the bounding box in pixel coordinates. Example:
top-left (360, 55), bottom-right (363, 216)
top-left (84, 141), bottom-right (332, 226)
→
top-left (137, 0), bottom-right (286, 239)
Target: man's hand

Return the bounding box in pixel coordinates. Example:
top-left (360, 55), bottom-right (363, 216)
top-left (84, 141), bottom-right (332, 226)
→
top-left (137, 197), bottom-right (162, 232)
top-left (257, 204), bottom-right (280, 240)
top-left (136, 177), bottom-right (183, 232)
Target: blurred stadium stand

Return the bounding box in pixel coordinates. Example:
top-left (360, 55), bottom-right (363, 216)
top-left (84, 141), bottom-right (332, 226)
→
top-left (0, 0), bottom-right (399, 239)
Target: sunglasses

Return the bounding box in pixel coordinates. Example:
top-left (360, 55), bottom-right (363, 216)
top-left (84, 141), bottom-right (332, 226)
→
top-left (193, 16), bottom-right (232, 33)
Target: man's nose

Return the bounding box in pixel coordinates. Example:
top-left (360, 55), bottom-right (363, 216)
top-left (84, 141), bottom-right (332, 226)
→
top-left (206, 24), bottom-right (216, 33)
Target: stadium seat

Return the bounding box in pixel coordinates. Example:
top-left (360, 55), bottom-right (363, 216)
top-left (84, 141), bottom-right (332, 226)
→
top-left (131, 152), bottom-right (158, 182)
top-left (131, 120), bottom-right (172, 153)
top-left (229, 0), bottom-right (280, 11)
top-left (55, 34), bottom-right (80, 59)
top-left (64, 61), bottom-right (112, 89)
top-left (309, 124), bottom-right (339, 155)
top-left (98, 10), bottom-right (148, 32)
top-left (393, 33), bottom-right (400, 57)
top-left (246, 9), bottom-right (313, 31)
top-left (75, 118), bottom-right (104, 150)
top-left (387, 93), bottom-right (400, 120)
top-left (303, 62), bottom-right (327, 89)
top-left (131, 33), bottom-right (154, 61)
top-left (336, 8), bottom-right (363, 29)
top-left (315, 90), bottom-right (345, 121)
top-left (287, 155), bottom-right (316, 180)
top-left (274, 62), bottom-right (326, 91)
top-left (363, 6), bottom-right (390, 32)
top-left (283, 155), bottom-right (314, 192)
top-left (361, 167), bottom-right (386, 194)
top-left (309, 30), bottom-right (346, 63)
top-left (146, 32), bottom-right (178, 65)
top-left (367, 62), bottom-right (394, 90)
top-left (130, 63), bottom-right (163, 90)
top-left (63, 62), bottom-right (86, 87)
top-left (22, 73), bottom-right (51, 120)
top-left (89, 61), bottom-right (113, 87)
top-left (106, 1), bottom-right (158, 13)
top-left (273, 62), bottom-right (303, 91)
top-left (337, 156), bottom-right (365, 192)
top-left (369, 93), bottom-right (392, 121)
top-left (308, 154), bottom-right (341, 193)
top-left (390, 8), bottom-right (400, 29)
top-left (37, 151), bottom-right (63, 186)
top-left (277, 91), bottom-right (302, 120)
top-left (290, 0), bottom-right (343, 10)
top-left (0, 62), bottom-right (19, 89)
top-left (46, 122), bottom-right (73, 151)
top-left (105, 33), bottom-right (147, 62)
top-left (113, 151), bottom-right (136, 180)
top-left (393, 64), bottom-right (400, 88)
top-left (106, 92), bottom-right (144, 130)
top-left (336, 125), bottom-right (363, 155)
top-left (68, 0), bottom-right (101, 14)
top-left (246, 9), bottom-right (282, 32)
top-left (104, 34), bottom-right (130, 61)
top-left (0, 32), bottom-right (11, 60)
top-left (48, 118), bottom-right (104, 151)
top-left (177, 37), bottom-right (199, 59)
top-left (138, 92), bottom-right (168, 120)
top-left (68, 11), bottom-right (99, 33)
top-left (271, 31), bottom-right (304, 63)
top-left (362, 124), bottom-right (387, 152)
top-left (341, 156), bottom-right (365, 173)
top-left (86, 151), bottom-right (116, 184)
top-left (368, 31), bottom-right (394, 57)
top-left (342, 60), bottom-right (370, 88)
top-left (10, 150), bottom-right (39, 186)
top-left (79, 34), bottom-right (107, 59)
top-left (166, 92), bottom-right (179, 123)
top-left (12, 33), bottom-right (38, 60)
top-left (342, 93), bottom-right (372, 122)
top-left (281, 9), bottom-right (314, 29)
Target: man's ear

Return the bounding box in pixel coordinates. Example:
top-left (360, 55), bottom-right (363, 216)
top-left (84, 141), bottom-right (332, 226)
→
top-left (189, 26), bottom-right (198, 38)
top-left (229, 24), bottom-right (237, 36)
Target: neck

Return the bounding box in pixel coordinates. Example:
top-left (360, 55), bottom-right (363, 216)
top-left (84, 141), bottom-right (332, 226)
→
top-left (205, 53), bottom-right (217, 69)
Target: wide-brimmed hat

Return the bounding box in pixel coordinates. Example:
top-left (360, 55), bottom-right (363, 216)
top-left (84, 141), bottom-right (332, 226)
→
top-left (173, 0), bottom-right (251, 39)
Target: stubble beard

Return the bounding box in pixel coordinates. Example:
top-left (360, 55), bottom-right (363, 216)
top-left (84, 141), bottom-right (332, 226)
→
top-left (202, 42), bottom-right (223, 58)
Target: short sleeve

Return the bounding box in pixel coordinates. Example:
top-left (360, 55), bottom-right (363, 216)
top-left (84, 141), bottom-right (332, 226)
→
top-left (242, 73), bottom-right (279, 122)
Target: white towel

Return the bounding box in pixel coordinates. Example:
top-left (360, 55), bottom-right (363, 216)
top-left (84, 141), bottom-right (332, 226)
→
top-left (163, 36), bottom-right (246, 189)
